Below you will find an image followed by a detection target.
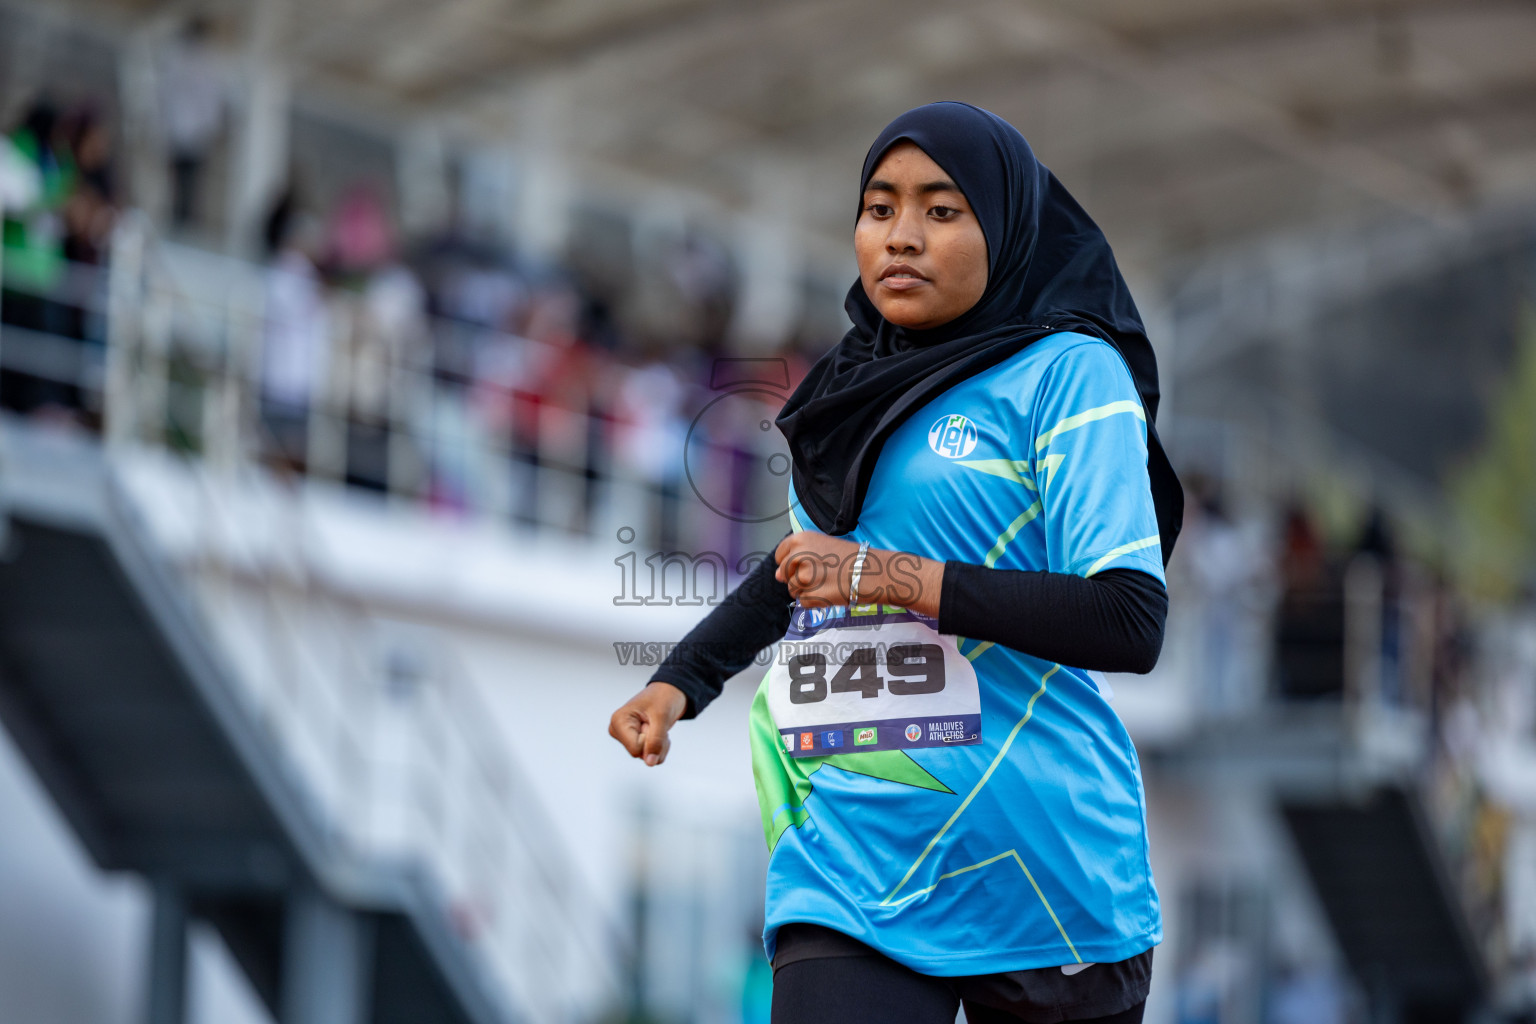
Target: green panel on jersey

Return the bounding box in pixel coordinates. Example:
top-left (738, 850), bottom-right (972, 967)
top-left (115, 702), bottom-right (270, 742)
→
top-left (750, 678), bottom-right (951, 852)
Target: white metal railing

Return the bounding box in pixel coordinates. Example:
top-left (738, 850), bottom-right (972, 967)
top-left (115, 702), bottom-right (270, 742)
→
top-left (88, 215), bottom-right (789, 560)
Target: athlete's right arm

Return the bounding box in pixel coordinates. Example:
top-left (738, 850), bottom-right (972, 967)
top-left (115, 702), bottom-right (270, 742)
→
top-left (607, 548), bottom-right (795, 765)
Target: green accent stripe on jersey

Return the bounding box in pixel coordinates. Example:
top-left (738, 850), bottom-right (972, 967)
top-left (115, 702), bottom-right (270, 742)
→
top-left (881, 664), bottom-right (1061, 906)
top-left (982, 502), bottom-right (1042, 568)
top-left (884, 848), bottom-right (1082, 964)
top-left (1083, 534), bottom-right (1160, 576)
top-left (1035, 400), bottom-right (1144, 451)
top-left (788, 505), bottom-right (806, 533)
top-left (887, 849), bottom-right (1017, 908)
top-left (1012, 851), bottom-right (1083, 962)
top-left (955, 459), bottom-right (1038, 489)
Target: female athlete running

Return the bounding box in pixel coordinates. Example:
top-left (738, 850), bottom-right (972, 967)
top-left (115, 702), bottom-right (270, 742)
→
top-left (610, 101), bottom-right (1183, 1024)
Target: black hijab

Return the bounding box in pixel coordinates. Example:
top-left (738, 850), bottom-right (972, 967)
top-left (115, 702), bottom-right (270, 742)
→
top-left (774, 101), bottom-right (1183, 566)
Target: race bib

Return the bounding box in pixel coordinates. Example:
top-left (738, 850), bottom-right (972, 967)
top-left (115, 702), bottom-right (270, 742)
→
top-left (767, 603), bottom-right (982, 758)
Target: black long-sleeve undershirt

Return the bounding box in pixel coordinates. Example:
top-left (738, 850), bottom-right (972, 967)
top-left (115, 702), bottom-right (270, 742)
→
top-left (647, 549), bottom-right (1167, 719)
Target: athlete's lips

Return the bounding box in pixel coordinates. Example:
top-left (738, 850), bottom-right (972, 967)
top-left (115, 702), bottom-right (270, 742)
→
top-left (879, 263), bottom-right (929, 291)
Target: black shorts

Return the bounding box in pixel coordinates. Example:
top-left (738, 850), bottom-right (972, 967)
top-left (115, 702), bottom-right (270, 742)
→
top-left (771, 923), bottom-right (1153, 1024)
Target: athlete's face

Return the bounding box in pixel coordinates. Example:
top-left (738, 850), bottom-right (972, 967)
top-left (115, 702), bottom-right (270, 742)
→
top-left (855, 142), bottom-right (989, 331)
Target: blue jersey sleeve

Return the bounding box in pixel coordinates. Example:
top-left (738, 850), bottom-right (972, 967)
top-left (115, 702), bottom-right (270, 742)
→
top-left (1030, 339), bottom-right (1165, 583)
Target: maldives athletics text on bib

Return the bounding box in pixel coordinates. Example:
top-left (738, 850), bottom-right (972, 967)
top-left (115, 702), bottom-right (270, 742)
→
top-left (767, 603), bottom-right (982, 758)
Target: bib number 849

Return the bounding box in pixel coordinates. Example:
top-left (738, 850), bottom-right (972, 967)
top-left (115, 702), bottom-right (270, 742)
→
top-left (788, 643), bottom-right (946, 704)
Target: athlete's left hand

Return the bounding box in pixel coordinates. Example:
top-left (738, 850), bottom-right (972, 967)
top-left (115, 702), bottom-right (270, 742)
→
top-left (774, 533), bottom-right (945, 616)
top-left (774, 532), bottom-right (860, 606)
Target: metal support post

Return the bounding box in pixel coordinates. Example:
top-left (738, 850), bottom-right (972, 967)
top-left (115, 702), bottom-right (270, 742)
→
top-left (143, 877), bottom-right (189, 1024)
top-left (281, 882), bottom-right (374, 1024)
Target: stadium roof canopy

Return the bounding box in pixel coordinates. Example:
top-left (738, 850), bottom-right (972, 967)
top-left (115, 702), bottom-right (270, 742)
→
top-left (37, 0), bottom-right (1536, 272)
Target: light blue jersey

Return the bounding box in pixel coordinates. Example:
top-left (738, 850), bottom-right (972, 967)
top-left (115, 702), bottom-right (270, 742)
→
top-left (751, 331), bottom-right (1164, 975)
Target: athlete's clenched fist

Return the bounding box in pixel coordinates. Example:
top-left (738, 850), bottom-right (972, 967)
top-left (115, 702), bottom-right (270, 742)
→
top-left (773, 532), bottom-right (861, 606)
top-left (608, 681), bottom-right (688, 766)
top-left (773, 532), bottom-right (944, 616)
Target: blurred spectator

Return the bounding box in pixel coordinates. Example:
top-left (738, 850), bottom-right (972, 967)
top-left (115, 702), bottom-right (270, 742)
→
top-left (59, 105), bottom-right (117, 266)
top-left (1183, 474), bottom-right (1272, 716)
top-left (2, 99), bottom-right (79, 417)
top-left (159, 16), bottom-right (226, 229)
top-left (424, 232), bottom-right (527, 388)
top-left (321, 183), bottom-right (425, 492)
top-left (0, 122), bottom-right (43, 214)
top-left (1354, 505), bottom-right (1405, 706)
top-left (1427, 573), bottom-right (1470, 732)
top-left (1, 100), bottom-right (69, 330)
top-left (354, 259), bottom-right (429, 489)
top-left (0, 95), bottom-right (124, 430)
top-left (259, 190), bottom-right (329, 473)
top-left (505, 279), bottom-right (610, 532)
top-left (405, 216), bottom-right (529, 513)
top-left (1274, 504), bottom-right (1347, 700)
top-left (615, 357), bottom-right (688, 550)
top-left (665, 225), bottom-right (735, 353)
top-left (324, 183), bottom-right (395, 281)
top-left (59, 104), bottom-right (118, 352)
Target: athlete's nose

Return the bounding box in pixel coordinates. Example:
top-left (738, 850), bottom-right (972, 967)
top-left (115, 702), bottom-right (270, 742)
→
top-left (885, 207), bottom-right (924, 255)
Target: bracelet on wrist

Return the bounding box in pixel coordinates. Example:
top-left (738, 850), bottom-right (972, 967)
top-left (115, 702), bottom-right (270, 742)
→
top-left (848, 541), bottom-right (871, 606)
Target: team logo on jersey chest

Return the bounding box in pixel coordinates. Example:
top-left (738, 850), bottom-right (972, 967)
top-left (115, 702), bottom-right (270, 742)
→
top-left (927, 414), bottom-right (978, 459)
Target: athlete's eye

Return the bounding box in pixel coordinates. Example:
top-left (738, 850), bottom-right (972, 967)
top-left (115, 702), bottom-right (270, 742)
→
top-left (863, 202), bottom-right (893, 218)
top-left (930, 205), bottom-right (960, 220)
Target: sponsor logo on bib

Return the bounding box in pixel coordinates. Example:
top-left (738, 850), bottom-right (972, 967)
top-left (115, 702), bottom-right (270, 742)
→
top-left (854, 727), bottom-right (878, 746)
top-left (800, 732), bottom-right (815, 751)
top-left (928, 414), bottom-right (978, 459)
top-left (801, 606), bottom-right (832, 629)
top-left (905, 723), bottom-right (923, 742)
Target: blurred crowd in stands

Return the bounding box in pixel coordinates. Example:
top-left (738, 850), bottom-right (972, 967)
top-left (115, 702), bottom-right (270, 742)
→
top-left (0, 95), bottom-right (118, 422)
top-left (250, 181), bottom-right (815, 559)
top-left (0, 87), bottom-right (823, 560)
